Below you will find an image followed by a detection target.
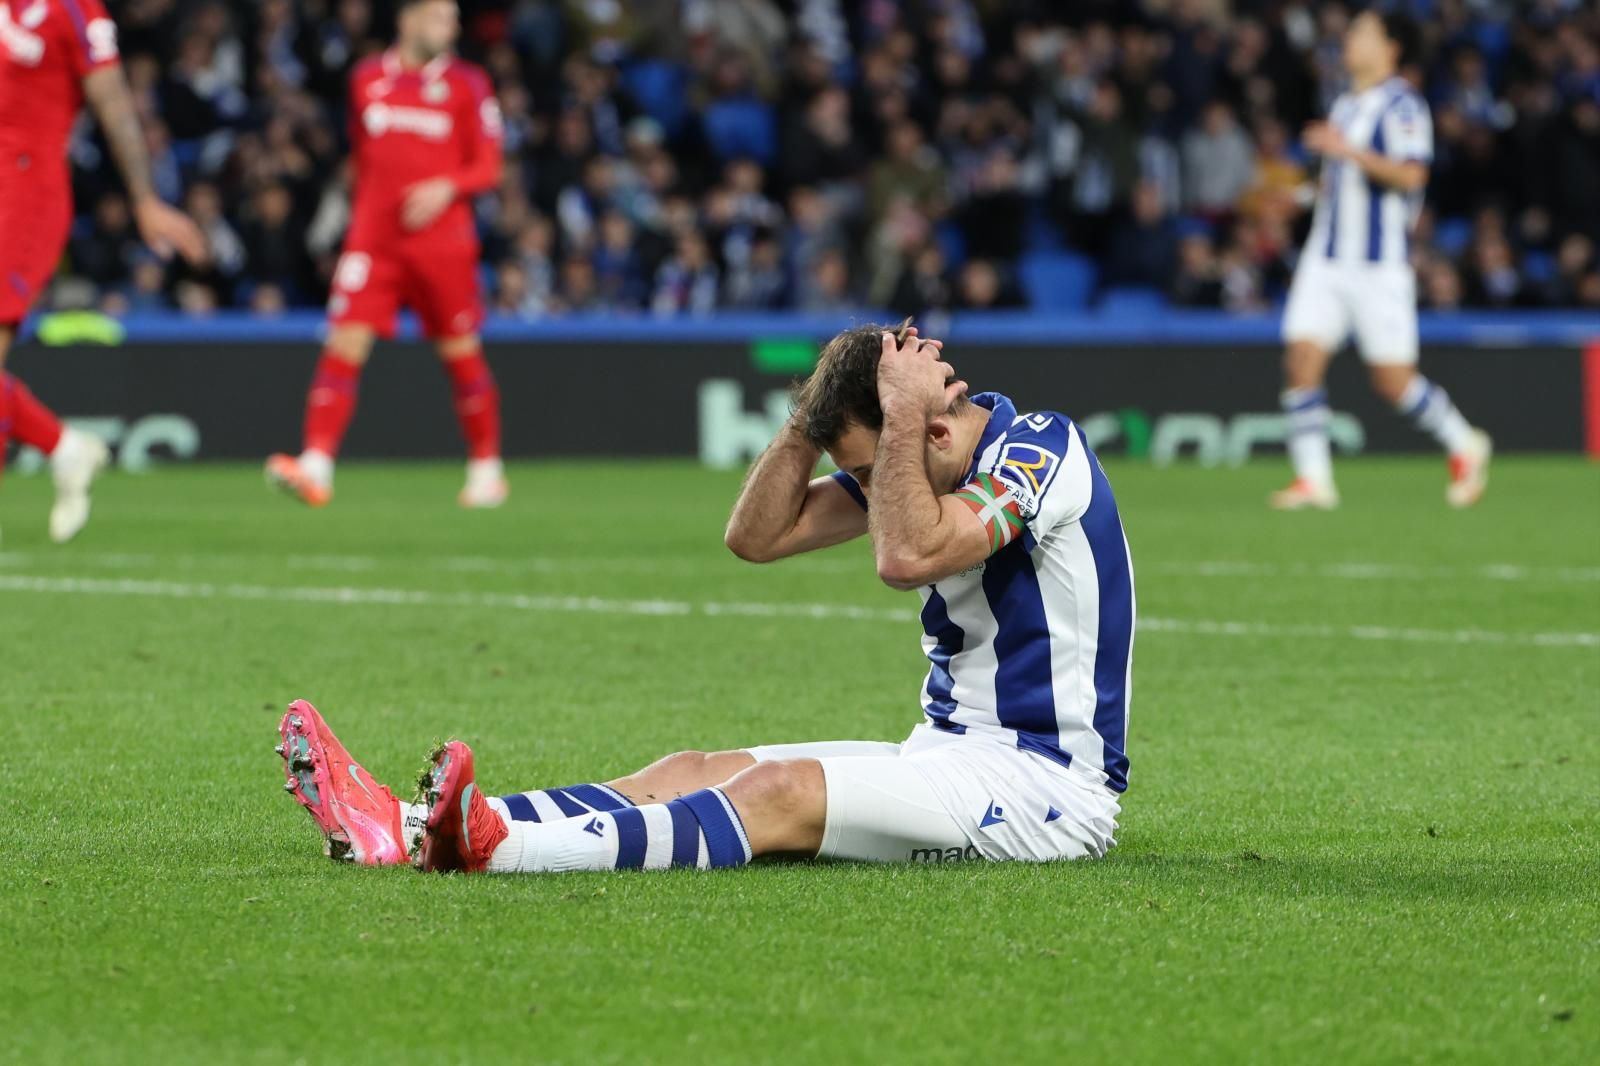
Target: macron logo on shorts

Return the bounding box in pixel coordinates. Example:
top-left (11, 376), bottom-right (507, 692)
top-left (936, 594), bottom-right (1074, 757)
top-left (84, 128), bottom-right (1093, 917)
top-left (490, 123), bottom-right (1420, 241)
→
top-left (978, 801), bottom-right (1006, 829)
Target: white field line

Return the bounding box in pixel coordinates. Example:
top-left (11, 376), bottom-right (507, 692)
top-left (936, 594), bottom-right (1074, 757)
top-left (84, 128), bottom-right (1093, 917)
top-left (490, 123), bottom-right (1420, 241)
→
top-left (2, 551), bottom-right (1598, 583)
top-left (1149, 560), bottom-right (1600, 583)
top-left (3, 574), bottom-right (1596, 650)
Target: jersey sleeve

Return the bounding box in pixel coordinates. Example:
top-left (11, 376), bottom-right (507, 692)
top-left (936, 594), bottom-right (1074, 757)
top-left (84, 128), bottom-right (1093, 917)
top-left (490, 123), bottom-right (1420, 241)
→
top-left (61, 0), bottom-right (121, 78)
top-left (954, 413), bottom-right (1092, 553)
top-left (450, 66), bottom-right (503, 196)
top-left (830, 470), bottom-right (868, 510)
top-left (1380, 93), bottom-right (1432, 164)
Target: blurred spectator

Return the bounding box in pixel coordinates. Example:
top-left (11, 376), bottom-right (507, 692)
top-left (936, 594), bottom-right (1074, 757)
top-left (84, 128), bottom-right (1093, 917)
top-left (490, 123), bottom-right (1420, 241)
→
top-left (51, 1), bottom-right (1600, 319)
top-left (1171, 232), bottom-right (1224, 307)
top-left (1182, 101), bottom-right (1256, 220)
top-left (889, 242), bottom-right (954, 319)
top-left (652, 231), bottom-right (720, 315)
top-left (1104, 179), bottom-right (1178, 290)
top-left (1421, 256), bottom-right (1465, 311)
top-left (71, 193), bottom-right (139, 289)
top-left (955, 259), bottom-right (1026, 311)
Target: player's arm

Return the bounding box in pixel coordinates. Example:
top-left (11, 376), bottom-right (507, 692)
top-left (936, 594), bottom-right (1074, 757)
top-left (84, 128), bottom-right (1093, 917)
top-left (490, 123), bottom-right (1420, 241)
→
top-left (401, 72), bottom-right (504, 231)
top-left (1304, 108), bottom-right (1429, 193)
top-left (724, 421), bottom-right (867, 563)
top-left (866, 333), bottom-right (994, 590)
top-left (81, 68), bottom-right (206, 263)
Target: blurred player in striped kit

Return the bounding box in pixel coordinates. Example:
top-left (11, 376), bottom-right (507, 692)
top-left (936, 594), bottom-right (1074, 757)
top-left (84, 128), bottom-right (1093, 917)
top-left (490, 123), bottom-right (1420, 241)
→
top-left (1274, 9), bottom-right (1491, 511)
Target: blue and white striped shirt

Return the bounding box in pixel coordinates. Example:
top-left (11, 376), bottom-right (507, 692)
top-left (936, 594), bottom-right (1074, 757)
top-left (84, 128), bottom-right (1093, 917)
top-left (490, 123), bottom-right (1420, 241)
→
top-left (838, 393), bottom-right (1136, 792)
top-left (1307, 77), bottom-right (1433, 267)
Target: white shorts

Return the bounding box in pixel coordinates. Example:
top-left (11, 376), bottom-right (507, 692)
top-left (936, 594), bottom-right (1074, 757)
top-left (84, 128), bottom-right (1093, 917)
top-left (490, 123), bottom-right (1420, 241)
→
top-left (1282, 257), bottom-right (1418, 365)
top-left (748, 724), bottom-right (1120, 864)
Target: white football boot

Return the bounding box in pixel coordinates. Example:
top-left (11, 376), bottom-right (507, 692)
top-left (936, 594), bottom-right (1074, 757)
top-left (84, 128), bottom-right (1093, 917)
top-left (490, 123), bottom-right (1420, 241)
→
top-left (458, 457), bottom-right (509, 509)
top-left (1269, 478), bottom-right (1340, 511)
top-left (1446, 429), bottom-right (1492, 508)
top-left (49, 428), bottom-right (110, 543)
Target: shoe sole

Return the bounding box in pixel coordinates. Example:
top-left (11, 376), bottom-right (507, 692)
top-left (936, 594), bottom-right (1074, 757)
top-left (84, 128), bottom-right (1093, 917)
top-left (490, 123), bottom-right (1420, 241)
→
top-left (418, 740), bottom-right (477, 873)
top-left (264, 458), bottom-right (331, 508)
top-left (278, 701), bottom-right (353, 861)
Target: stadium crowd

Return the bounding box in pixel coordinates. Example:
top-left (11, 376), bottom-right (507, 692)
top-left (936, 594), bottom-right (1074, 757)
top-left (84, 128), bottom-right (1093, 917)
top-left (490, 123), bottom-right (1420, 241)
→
top-left (59, 0), bottom-right (1600, 319)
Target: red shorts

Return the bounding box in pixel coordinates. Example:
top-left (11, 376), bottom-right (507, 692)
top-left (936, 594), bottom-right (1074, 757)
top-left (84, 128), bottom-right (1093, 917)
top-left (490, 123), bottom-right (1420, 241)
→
top-left (0, 177), bottom-right (70, 325)
top-left (326, 241), bottom-right (484, 340)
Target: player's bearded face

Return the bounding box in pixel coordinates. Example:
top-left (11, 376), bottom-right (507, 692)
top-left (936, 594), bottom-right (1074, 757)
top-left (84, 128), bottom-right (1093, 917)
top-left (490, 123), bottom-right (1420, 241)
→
top-left (404, 0), bottom-right (460, 59)
top-left (825, 420), bottom-right (969, 502)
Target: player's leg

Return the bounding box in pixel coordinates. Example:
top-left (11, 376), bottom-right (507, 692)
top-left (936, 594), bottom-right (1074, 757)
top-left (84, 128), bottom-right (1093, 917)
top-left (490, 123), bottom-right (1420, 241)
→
top-left (267, 250), bottom-right (397, 506)
top-left (0, 201), bottom-right (111, 543)
top-left (1274, 262), bottom-right (1347, 510)
top-left (1356, 283), bottom-right (1492, 507)
top-left (409, 243), bottom-right (505, 508)
top-left (434, 333), bottom-right (506, 509)
top-left (489, 741), bottom-right (899, 823)
top-left (425, 736), bottom-right (940, 877)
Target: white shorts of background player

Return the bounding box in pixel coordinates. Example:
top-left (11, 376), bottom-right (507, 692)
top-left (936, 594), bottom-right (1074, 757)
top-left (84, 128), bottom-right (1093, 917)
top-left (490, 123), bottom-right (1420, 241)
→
top-left (1282, 258), bottom-right (1418, 366)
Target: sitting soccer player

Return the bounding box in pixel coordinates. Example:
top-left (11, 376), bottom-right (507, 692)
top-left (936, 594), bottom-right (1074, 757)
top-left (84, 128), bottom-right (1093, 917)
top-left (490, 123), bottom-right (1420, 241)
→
top-left (277, 323), bottom-right (1136, 870)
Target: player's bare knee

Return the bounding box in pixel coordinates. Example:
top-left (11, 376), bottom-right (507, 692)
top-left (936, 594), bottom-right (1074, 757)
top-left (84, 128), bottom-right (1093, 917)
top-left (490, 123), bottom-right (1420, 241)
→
top-left (437, 334), bottom-right (481, 360)
top-left (1369, 365), bottom-right (1413, 406)
top-left (325, 326), bottom-right (375, 365)
top-left (728, 758), bottom-right (822, 817)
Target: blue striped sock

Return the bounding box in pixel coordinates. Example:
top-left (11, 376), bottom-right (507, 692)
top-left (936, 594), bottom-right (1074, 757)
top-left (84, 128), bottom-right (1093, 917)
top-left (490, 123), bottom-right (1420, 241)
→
top-left (658, 788), bottom-right (752, 869)
top-left (496, 783), bottom-right (633, 822)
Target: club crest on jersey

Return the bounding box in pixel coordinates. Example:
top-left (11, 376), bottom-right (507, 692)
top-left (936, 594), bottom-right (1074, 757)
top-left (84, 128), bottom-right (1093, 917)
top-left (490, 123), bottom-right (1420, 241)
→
top-left (423, 79), bottom-right (450, 103)
top-left (992, 442), bottom-right (1061, 519)
top-left (0, 1), bottom-right (45, 65)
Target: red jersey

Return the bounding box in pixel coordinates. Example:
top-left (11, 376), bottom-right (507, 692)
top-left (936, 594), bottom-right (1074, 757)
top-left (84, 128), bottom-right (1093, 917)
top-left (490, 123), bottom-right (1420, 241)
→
top-left (346, 50), bottom-right (502, 252)
top-left (0, 0), bottom-right (119, 186)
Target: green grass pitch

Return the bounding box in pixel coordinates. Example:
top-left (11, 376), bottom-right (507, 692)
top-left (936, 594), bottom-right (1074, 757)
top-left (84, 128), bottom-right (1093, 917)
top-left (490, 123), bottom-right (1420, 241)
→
top-left (1, 457), bottom-right (1595, 1064)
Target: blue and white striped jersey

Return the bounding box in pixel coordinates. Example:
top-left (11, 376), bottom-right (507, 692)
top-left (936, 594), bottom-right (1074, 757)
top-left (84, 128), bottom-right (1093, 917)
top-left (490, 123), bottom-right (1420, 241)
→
top-left (1306, 77), bottom-right (1432, 267)
top-left (836, 392), bottom-right (1136, 793)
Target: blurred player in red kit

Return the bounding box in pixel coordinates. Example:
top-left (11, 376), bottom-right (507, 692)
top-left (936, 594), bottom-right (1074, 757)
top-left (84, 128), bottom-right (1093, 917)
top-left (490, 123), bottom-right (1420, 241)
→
top-left (266, 0), bottom-right (507, 509)
top-left (0, 0), bottom-right (204, 543)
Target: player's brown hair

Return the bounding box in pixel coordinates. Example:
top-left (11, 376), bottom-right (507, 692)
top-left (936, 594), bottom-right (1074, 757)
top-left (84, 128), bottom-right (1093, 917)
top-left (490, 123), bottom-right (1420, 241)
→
top-left (792, 319), bottom-right (968, 449)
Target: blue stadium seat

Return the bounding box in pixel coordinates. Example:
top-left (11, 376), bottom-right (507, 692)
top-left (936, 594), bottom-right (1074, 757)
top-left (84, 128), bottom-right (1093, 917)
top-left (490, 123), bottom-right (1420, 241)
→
top-left (1522, 251), bottom-right (1555, 284)
top-left (701, 98), bottom-right (777, 166)
top-left (1018, 251), bottom-right (1096, 310)
top-left (1434, 216), bottom-right (1473, 257)
top-left (1022, 199), bottom-right (1064, 251)
top-left (934, 221), bottom-right (966, 269)
top-left (1098, 286), bottom-right (1170, 317)
top-left (621, 59), bottom-right (690, 139)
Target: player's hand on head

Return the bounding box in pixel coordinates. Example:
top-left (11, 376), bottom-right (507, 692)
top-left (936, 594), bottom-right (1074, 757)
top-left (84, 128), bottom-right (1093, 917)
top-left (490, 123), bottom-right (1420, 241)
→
top-left (134, 197), bottom-right (208, 265)
top-left (876, 328), bottom-right (967, 422)
top-left (401, 177), bottom-right (458, 231)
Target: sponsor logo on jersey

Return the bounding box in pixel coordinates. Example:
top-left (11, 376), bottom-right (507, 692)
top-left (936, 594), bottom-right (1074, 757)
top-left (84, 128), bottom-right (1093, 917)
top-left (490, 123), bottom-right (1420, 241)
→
top-left (86, 17), bottom-right (117, 63)
top-left (992, 441), bottom-right (1061, 519)
top-left (361, 101), bottom-right (454, 140)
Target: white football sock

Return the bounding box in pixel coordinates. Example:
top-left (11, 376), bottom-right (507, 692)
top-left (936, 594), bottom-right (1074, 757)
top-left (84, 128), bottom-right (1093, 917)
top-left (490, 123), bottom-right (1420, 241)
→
top-left (1396, 376), bottom-right (1473, 454)
top-left (466, 457), bottom-right (503, 483)
top-left (299, 448), bottom-right (334, 487)
top-left (1282, 387), bottom-right (1334, 487)
top-left (400, 801), bottom-right (428, 855)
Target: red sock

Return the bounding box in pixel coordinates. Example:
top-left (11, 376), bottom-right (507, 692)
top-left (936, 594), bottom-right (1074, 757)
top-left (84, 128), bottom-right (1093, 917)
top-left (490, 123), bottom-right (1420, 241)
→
top-left (301, 353), bottom-right (362, 457)
top-left (2, 372), bottom-right (63, 455)
top-left (443, 349), bottom-right (501, 460)
top-left (0, 375), bottom-right (11, 481)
